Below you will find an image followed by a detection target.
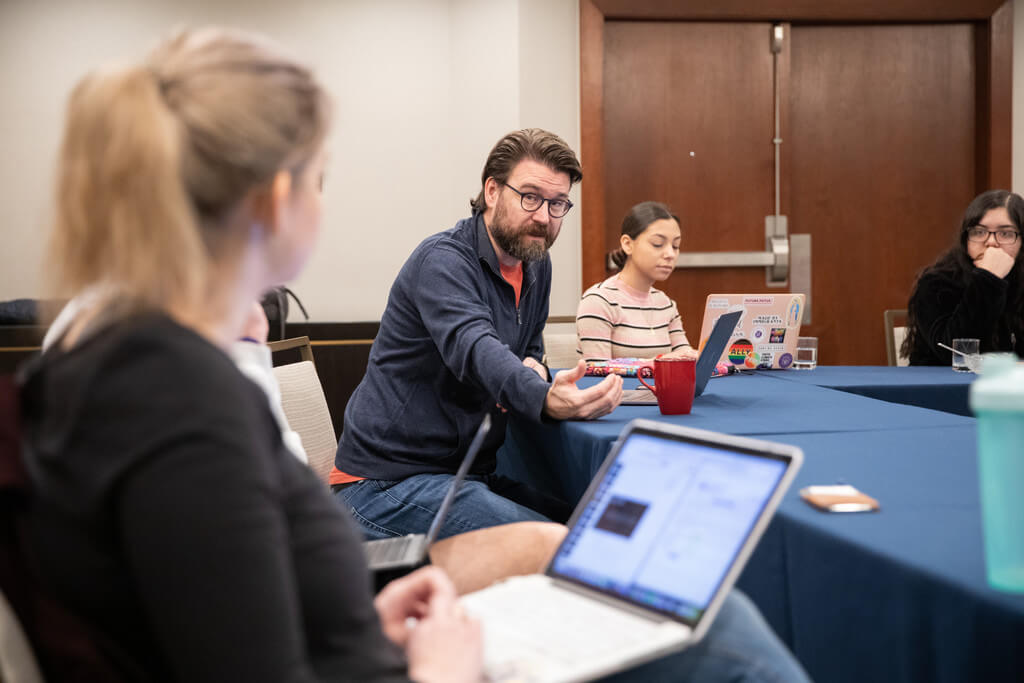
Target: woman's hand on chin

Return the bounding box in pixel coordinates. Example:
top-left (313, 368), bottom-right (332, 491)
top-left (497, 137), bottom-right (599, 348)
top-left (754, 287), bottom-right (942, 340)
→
top-left (975, 246), bottom-right (1015, 279)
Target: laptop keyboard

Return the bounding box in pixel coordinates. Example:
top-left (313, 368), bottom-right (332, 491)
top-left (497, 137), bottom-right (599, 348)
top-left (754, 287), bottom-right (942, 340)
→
top-left (364, 534), bottom-right (421, 565)
top-left (463, 578), bottom-right (675, 681)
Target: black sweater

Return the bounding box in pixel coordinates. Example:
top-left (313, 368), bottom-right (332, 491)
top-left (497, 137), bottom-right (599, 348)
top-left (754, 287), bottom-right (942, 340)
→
top-left (906, 266), bottom-right (1024, 365)
top-left (19, 313), bottom-right (409, 682)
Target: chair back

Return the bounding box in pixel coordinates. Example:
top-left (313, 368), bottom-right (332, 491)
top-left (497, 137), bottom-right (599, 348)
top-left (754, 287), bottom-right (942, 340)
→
top-left (267, 335), bottom-right (315, 362)
top-left (884, 309), bottom-right (909, 366)
top-left (0, 374), bottom-right (43, 683)
top-left (272, 360), bottom-right (337, 485)
top-left (542, 332), bottom-right (580, 369)
top-left (0, 588), bottom-right (45, 683)
top-left (2, 375), bottom-right (122, 682)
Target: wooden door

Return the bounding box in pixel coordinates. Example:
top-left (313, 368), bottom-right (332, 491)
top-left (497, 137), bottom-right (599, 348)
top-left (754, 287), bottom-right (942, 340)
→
top-left (787, 24), bottom-right (976, 363)
top-left (582, 1), bottom-right (1011, 366)
top-left (601, 21), bottom-right (778, 349)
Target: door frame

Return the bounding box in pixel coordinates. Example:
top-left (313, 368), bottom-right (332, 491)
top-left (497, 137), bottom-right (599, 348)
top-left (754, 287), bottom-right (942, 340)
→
top-left (579, 0), bottom-right (1012, 291)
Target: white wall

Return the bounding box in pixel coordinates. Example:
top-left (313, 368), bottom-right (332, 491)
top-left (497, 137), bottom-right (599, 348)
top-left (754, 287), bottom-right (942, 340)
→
top-left (5, 1), bottom-right (1024, 322)
top-left (0, 0), bottom-right (581, 321)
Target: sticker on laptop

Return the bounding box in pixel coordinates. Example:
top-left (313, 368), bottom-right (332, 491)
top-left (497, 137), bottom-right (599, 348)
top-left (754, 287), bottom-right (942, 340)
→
top-left (728, 339), bottom-right (753, 365)
top-left (787, 296), bottom-right (803, 327)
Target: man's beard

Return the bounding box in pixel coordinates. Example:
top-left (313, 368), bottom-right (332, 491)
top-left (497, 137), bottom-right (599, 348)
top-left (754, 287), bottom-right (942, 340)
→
top-left (489, 202), bottom-right (556, 263)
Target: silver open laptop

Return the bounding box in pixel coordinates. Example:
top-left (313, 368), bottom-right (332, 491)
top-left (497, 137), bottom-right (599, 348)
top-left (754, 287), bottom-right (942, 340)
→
top-left (461, 418), bottom-right (802, 683)
top-left (363, 414), bottom-right (491, 571)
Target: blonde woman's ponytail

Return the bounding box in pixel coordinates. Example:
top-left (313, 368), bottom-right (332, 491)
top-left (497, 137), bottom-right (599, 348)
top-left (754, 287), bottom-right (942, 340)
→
top-left (49, 64), bottom-right (205, 310)
top-left (48, 27), bottom-right (330, 315)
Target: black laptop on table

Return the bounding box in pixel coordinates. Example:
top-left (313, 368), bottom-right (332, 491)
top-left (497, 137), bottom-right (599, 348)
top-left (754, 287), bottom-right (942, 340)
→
top-left (363, 414), bottom-right (491, 578)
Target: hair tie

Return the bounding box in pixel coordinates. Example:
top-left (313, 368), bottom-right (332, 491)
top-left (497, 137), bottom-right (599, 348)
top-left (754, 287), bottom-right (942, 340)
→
top-left (147, 67), bottom-right (170, 97)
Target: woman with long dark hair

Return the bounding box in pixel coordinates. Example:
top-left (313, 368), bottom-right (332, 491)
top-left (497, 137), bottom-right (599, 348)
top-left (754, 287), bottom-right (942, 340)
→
top-left (902, 189), bottom-right (1024, 364)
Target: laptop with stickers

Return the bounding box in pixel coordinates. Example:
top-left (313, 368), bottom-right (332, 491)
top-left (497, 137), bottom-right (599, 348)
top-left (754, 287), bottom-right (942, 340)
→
top-left (461, 419), bottom-right (802, 683)
top-left (698, 294), bottom-right (806, 370)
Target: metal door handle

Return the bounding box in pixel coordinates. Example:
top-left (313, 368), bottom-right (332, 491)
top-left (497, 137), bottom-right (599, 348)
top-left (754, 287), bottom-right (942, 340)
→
top-left (606, 217), bottom-right (790, 285)
top-left (672, 235), bottom-right (789, 284)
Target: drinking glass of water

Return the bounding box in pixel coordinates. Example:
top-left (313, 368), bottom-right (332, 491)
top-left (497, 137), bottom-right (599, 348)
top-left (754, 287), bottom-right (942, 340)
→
top-left (794, 336), bottom-right (818, 370)
top-left (951, 338), bottom-right (980, 372)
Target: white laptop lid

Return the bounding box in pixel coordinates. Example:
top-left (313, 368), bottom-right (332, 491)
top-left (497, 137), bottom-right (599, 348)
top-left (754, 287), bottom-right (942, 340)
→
top-left (699, 294), bottom-right (806, 370)
top-left (545, 420), bottom-right (802, 637)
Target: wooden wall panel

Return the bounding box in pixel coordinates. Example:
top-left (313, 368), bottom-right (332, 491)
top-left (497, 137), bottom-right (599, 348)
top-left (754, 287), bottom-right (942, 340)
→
top-left (580, 0), bottom-right (607, 292)
top-left (580, 0), bottom-right (1012, 365)
top-left (788, 24), bottom-right (977, 364)
top-left (590, 0), bottom-right (1005, 22)
top-left (600, 21), bottom-right (779, 333)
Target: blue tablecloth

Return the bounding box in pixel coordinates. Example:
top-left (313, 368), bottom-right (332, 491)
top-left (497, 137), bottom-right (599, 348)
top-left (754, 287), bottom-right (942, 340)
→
top-left (740, 426), bottom-right (1024, 683)
top-left (762, 365), bottom-right (975, 416)
top-left (500, 372), bottom-right (975, 504)
top-left (496, 367), bottom-right (1023, 682)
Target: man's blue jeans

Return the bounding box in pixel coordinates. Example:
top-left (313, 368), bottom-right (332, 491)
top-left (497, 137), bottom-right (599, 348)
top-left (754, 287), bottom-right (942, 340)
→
top-left (602, 589), bottom-right (812, 682)
top-left (336, 472), bottom-right (564, 540)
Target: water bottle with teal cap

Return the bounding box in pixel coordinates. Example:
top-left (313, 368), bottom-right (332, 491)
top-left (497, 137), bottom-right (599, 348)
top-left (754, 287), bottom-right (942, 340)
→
top-left (970, 353), bottom-right (1024, 593)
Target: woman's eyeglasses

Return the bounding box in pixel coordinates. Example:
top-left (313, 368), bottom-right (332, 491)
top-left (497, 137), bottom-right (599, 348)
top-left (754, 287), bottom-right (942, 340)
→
top-left (966, 226), bottom-right (1021, 245)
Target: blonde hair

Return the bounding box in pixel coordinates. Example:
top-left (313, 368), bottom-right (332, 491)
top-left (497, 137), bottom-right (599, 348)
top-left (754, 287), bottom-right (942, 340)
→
top-left (48, 27), bottom-right (330, 311)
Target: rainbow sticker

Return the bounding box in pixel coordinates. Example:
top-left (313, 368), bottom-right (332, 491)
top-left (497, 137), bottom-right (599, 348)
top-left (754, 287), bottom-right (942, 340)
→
top-left (728, 339), bottom-right (753, 365)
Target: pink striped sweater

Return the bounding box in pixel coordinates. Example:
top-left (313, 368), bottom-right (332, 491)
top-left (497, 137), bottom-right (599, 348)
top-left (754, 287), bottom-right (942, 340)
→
top-left (575, 275), bottom-right (691, 361)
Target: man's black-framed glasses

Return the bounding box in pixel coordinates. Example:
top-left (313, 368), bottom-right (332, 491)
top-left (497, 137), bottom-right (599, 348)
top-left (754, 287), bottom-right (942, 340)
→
top-left (503, 183), bottom-right (574, 218)
top-left (966, 226), bottom-right (1021, 245)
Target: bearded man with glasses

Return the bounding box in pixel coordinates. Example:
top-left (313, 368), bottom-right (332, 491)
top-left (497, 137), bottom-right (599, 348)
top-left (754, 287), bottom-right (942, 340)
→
top-left (331, 128), bottom-right (624, 537)
top-left (330, 127), bottom-right (813, 683)
top-left (903, 189), bottom-right (1024, 365)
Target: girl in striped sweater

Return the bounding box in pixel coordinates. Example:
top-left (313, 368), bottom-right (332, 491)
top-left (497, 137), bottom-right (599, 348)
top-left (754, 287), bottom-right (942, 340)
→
top-left (576, 201), bottom-right (699, 362)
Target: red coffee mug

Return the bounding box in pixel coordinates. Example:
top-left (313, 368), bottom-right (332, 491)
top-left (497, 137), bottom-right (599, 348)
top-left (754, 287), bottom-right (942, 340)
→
top-left (638, 357), bottom-right (697, 415)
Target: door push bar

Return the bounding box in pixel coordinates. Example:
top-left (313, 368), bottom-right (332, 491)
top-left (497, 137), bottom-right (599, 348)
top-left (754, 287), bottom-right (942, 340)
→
top-left (606, 215), bottom-right (790, 286)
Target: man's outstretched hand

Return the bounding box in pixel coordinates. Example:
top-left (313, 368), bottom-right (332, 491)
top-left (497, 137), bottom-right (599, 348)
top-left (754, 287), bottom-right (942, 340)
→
top-left (544, 360), bottom-right (622, 420)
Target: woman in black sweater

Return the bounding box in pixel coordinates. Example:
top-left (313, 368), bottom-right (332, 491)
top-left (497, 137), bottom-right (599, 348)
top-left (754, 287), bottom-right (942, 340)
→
top-left (21, 27), bottom-right (480, 682)
top-left (903, 189), bottom-right (1024, 365)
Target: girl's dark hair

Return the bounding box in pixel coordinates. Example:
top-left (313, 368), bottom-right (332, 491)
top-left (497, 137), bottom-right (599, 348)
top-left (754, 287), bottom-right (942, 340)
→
top-left (901, 189), bottom-right (1024, 358)
top-left (610, 201), bottom-right (679, 269)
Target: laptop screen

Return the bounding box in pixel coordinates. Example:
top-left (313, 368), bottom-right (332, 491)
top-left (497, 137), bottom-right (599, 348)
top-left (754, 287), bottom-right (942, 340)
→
top-left (549, 430), bottom-right (788, 624)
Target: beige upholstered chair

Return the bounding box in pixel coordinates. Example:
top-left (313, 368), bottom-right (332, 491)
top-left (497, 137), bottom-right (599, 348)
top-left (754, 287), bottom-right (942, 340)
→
top-left (884, 309), bottom-right (909, 367)
top-left (0, 588), bottom-right (45, 683)
top-left (267, 335), bottom-right (315, 362)
top-left (268, 337), bottom-right (337, 485)
top-left (540, 316), bottom-right (580, 370)
top-left (542, 332), bottom-right (581, 370)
